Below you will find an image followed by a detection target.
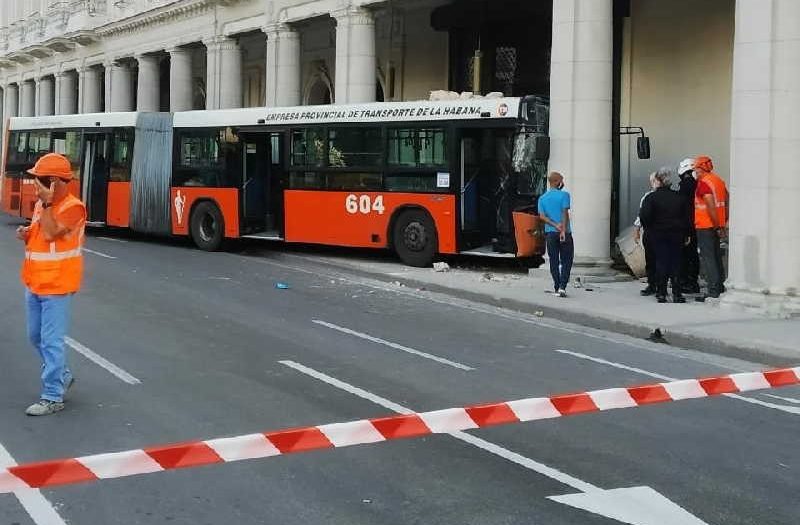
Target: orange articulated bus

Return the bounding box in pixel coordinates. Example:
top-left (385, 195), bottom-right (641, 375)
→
top-left (1, 96), bottom-right (549, 267)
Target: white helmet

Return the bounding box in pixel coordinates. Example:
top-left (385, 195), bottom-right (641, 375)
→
top-left (677, 158), bottom-right (695, 175)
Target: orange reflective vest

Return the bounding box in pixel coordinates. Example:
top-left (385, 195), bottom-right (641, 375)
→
top-left (694, 173), bottom-right (728, 229)
top-left (21, 195), bottom-right (86, 295)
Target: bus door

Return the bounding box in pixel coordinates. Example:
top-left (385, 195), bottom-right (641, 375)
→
top-left (266, 132), bottom-right (286, 233)
top-left (241, 134), bottom-right (269, 230)
top-left (81, 132), bottom-right (110, 224)
top-left (459, 132), bottom-right (483, 249)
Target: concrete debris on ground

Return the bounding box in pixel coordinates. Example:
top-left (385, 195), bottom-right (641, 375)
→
top-left (432, 262), bottom-right (450, 272)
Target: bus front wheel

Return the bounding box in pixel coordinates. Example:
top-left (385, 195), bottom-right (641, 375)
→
top-left (190, 201), bottom-right (225, 251)
top-left (392, 209), bottom-right (438, 267)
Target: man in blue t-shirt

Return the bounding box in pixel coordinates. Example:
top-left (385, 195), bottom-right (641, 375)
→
top-left (537, 172), bottom-right (573, 297)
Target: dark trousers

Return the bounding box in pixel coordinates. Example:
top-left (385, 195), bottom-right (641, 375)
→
top-left (697, 228), bottom-right (725, 297)
top-left (545, 232), bottom-right (574, 291)
top-left (642, 231), bottom-right (656, 287)
top-left (650, 231), bottom-right (683, 297)
top-left (680, 232), bottom-right (700, 288)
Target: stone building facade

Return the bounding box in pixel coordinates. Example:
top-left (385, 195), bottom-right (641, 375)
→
top-left (0, 0), bottom-right (798, 315)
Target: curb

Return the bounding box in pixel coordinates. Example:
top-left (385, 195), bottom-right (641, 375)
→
top-left (303, 257), bottom-right (798, 367)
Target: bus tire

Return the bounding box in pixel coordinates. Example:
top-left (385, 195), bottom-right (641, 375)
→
top-left (392, 209), bottom-right (438, 267)
top-left (190, 201), bottom-right (225, 252)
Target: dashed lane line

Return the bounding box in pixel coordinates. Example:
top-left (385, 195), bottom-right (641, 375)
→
top-left (312, 320), bottom-right (475, 371)
top-left (83, 248), bottom-right (116, 259)
top-left (66, 336), bottom-right (141, 385)
top-left (279, 359), bottom-right (598, 492)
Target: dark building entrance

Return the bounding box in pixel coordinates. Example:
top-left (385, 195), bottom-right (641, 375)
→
top-left (432, 0), bottom-right (552, 97)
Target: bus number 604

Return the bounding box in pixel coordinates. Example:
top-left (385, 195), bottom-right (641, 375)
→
top-left (346, 194), bottom-right (385, 215)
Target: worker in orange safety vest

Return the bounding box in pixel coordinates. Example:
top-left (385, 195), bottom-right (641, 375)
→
top-left (693, 155), bottom-right (728, 301)
top-left (16, 153), bottom-right (86, 416)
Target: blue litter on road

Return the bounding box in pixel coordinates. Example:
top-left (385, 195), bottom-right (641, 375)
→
top-left (275, 282), bottom-right (290, 290)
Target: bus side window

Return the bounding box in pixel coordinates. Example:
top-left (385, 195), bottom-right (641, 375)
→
top-left (53, 131), bottom-right (83, 181)
top-left (29, 132), bottom-right (52, 160)
top-left (110, 129), bottom-right (133, 182)
top-left (174, 129), bottom-right (240, 188)
top-left (7, 131), bottom-right (29, 167)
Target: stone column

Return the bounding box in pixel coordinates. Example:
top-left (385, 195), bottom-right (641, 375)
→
top-left (38, 76), bottom-right (54, 116)
top-left (205, 36), bottom-right (242, 110)
top-left (333, 7), bottom-right (376, 104)
top-left (723, 0), bottom-right (800, 316)
top-left (265, 23), bottom-right (301, 107)
top-left (5, 84), bottom-right (19, 118)
top-left (34, 78), bottom-right (41, 116)
top-left (169, 47), bottom-right (193, 112)
top-left (57, 71), bottom-right (77, 115)
top-left (107, 62), bottom-right (134, 112)
top-left (79, 67), bottom-right (103, 113)
top-left (136, 54), bottom-right (161, 112)
top-left (547, 0), bottom-right (614, 270)
top-left (20, 80), bottom-right (35, 117)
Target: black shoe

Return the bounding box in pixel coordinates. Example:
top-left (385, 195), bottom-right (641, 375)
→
top-left (695, 294), bottom-right (720, 302)
top-left (673, 295), bottom-right (686, 304)
top-left (656, 295), bottom-right (667, 303)
top-left (681, 284), bottom-right (700, 294)
top-left (641, 286), bottom-right (656, 296)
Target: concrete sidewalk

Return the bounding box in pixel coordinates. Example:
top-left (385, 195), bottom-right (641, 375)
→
top-left (300, 253), bottom-right (800, 366)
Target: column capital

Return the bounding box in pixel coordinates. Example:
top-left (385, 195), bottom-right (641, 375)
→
top-left (167, 45), bottom-right (192, 56)
top-left (203, 35), bottom-right (239, 51)
top-left (332, 6), bottom-right (374, 26)
top-left (264, 22), bottom-right (298, 38)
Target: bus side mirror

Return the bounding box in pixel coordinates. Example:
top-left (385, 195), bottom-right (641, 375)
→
top-left (637, 137), bottom-right (651, 160)
top-left (534, 136), bottom-right (550, 161)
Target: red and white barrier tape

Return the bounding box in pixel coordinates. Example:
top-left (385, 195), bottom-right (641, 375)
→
top-left (2, 366), bottom-right (798, 493)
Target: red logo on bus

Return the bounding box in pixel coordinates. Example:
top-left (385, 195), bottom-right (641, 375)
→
top-left (498, 103), bottom-right (509, 117)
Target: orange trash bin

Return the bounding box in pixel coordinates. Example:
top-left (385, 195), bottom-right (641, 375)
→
top-left (512, 211), bottom-right (543, 257)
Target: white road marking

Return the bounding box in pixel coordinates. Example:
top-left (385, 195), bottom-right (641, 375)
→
top-left (280, 360), bottom-right (709, 524)
top-left (763, 393), bottom-right (800, 405)
top-left (0, 442), bottom-right (69, 525)
top-left (96, 236), bottom-right (128, 243)
top-left (66, 336), bottom-right (141, 385)
top-left (312, 320), bottom-right (474, 371)
top-left (244, 253), bottom-right (756, 373)
top-left (279, 359), bottom-right (596, 492)
top-left (556, 350), bottom-right (800, 416)
top-left (83, 248), bottom-right (116, 259)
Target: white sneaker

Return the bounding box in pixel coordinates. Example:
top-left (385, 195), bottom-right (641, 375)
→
top-left (26, 399), bottom-right (65, 416)
top-left (558, 289), bottom-right (567, 298)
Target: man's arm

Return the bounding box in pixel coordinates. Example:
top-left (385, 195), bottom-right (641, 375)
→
top-left (538, 199), bottom-right (561, 231)
top-left (38, 207), bottom-right (72, 242)
top-left (703, 194), bottom-right (721, 229)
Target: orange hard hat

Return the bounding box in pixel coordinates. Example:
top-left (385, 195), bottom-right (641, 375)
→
top-left (27, 153), bottom-right (73, 180)
top-left (694, 155), bottom-right (714, 173)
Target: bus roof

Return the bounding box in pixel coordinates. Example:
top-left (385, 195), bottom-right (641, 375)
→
top-left (7, 97), bottom-right (523, 131)
top-left (173, 97), bottom-right (523, 128)
top-left (9, 112), bottom-right (140, 130)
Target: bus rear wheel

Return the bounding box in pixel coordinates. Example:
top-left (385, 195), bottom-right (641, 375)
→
top-left (392, 209), bottom-right (438, 267)
top-left (190, 201), bottom-right (225, 251)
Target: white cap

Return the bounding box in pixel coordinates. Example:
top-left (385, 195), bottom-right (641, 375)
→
top-left (677, 158), bottom-right (695, 175)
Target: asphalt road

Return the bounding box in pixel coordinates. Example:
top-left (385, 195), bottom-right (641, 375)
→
top-left (1, 216), bottom-right (799, 525)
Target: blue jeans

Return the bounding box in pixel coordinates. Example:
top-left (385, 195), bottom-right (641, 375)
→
top-left (25, 290), bottom-right (74, 402)
top-left (545, 232), bottom-right (574, 291)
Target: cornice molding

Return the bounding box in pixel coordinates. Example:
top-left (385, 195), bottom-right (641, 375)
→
top-left (95, 0), bottom-right (216, 38)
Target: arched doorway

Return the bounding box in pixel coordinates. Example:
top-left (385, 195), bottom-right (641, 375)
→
top-left (305, 76), bottom-right (332, 105)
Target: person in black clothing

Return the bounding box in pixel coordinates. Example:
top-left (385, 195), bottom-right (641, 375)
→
top-left (639, 167), bottom-right (691, 304)
top-left (676, 158), bottom-right (700, 294)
